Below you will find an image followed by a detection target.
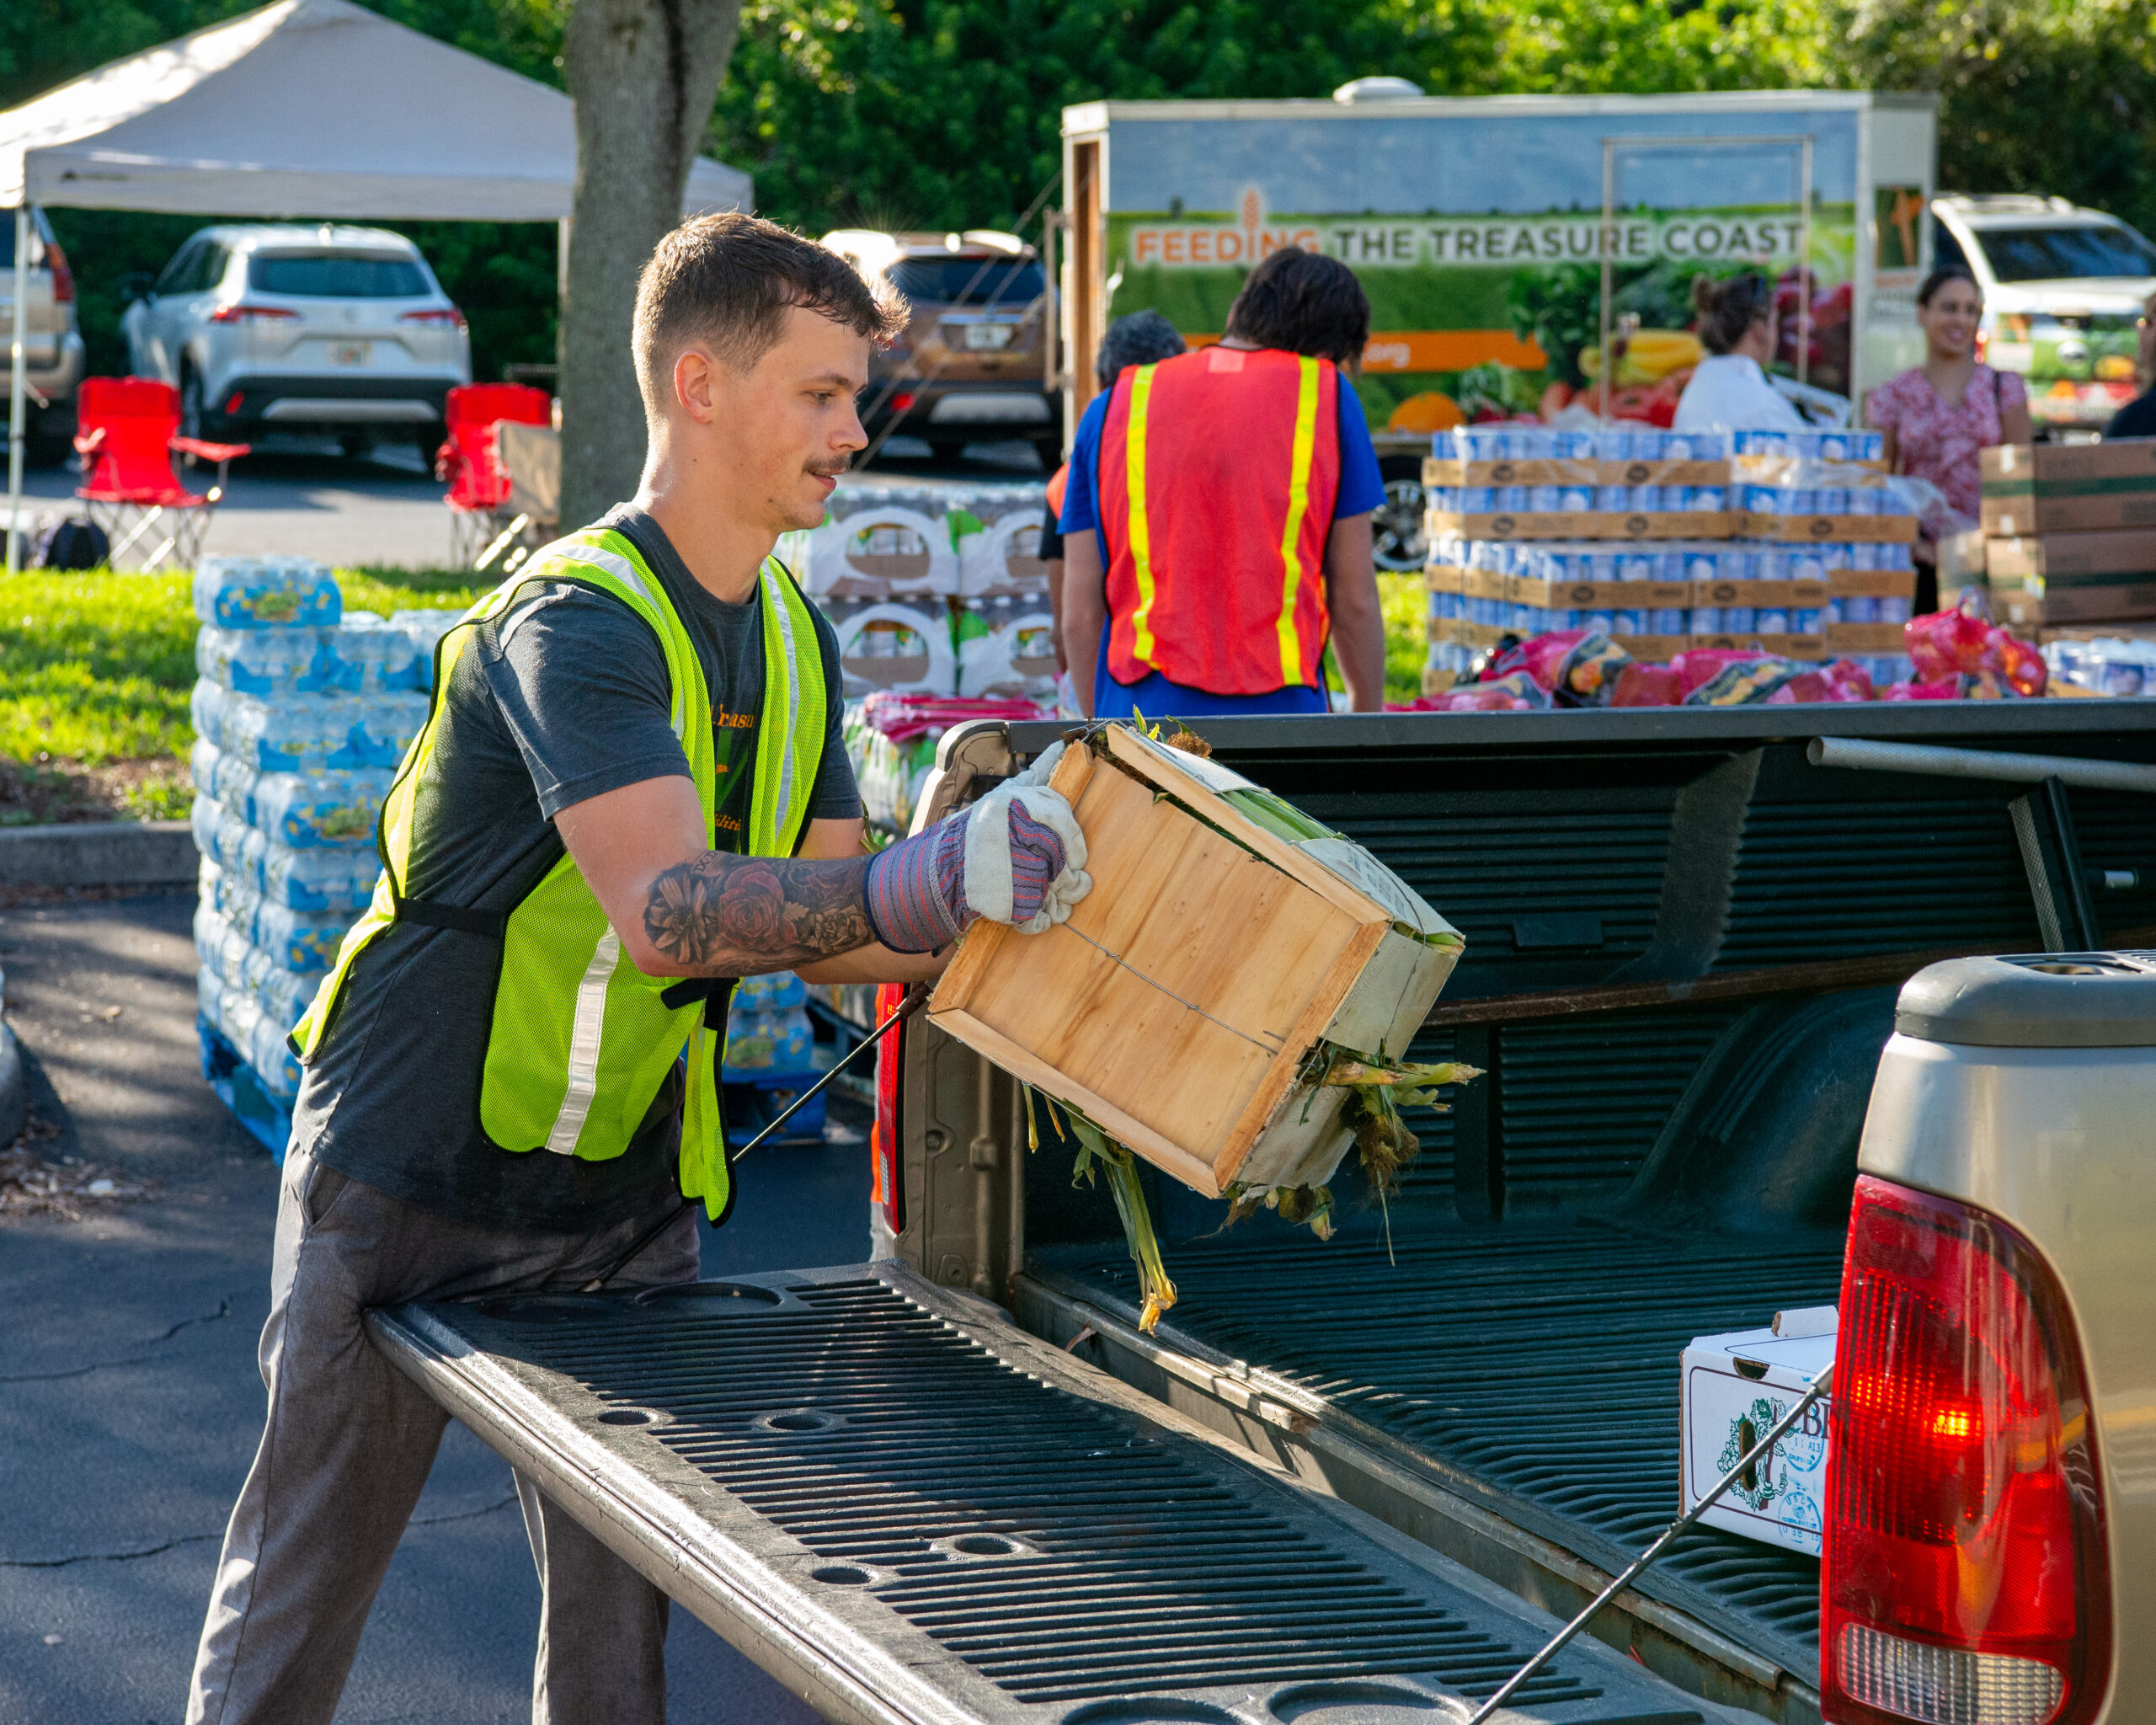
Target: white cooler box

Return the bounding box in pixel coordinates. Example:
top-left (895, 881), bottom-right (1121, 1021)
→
top-left (1680, 1308), bottom-right (1835, 1557)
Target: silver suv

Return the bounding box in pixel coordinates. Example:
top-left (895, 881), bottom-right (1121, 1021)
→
top-left (3, 208), bottom-right (87, 463)
top-left (121, 224), bottom-right (470, 456)
top-left (1932, 193), bottom-right (2156, 431)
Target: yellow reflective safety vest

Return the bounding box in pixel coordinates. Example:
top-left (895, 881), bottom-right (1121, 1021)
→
top-left (292, 527), bottom-right (829, 1221)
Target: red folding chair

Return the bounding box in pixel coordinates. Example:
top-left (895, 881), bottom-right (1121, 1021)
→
top-left (437, 382), bottom-right (552, 567)
top-left (73, 377), bottom-right (249, 571)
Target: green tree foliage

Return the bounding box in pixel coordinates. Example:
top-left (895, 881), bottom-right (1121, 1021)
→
top-left (15, 0), bottom-right (2156, 384)
top-left (1844, 0), bottom-right (2156, 237)
top-left (711, 0), bottom-right (1429, 235)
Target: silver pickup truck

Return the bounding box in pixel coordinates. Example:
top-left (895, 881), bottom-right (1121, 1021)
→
top-left (373, 700), bottom-right (2156, 1725)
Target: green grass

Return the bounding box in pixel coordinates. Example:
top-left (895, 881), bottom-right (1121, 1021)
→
top-left (0, 567), bottom-right (479, 771)
top-left (1380, 573), bottom-right (1428, 705)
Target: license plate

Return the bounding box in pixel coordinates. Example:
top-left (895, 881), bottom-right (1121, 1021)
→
top-left (328, 341), bottom-right (371, 366)
top-left (963, 322), bottom-right (1016, 351)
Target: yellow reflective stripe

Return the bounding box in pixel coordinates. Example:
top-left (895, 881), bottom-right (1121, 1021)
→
top-left (1275, 357), bottom-right (1322, 687)
top-left (755, 558), bottom-right (803, 850)
top-left (1124, 365), bottom-right (1159, 667)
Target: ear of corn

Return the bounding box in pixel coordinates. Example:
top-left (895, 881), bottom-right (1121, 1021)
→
top-left (1059, 1102), bottom-right (1177, 1332)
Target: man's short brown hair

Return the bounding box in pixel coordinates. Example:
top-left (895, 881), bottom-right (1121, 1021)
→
top-left (632, 212), bottom-right (907, 410)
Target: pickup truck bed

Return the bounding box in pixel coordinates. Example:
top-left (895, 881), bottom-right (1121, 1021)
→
top-left (1024, 1217), bottom-right (1844, 1685)
top-left (897, 702), bottom-right (2156, 1722)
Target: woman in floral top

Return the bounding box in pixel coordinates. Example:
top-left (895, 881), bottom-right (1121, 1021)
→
top-left (1866, 264), bottom-right (2033, 611)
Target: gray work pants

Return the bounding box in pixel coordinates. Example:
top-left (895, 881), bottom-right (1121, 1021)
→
top-left (184, 1146), bottom-right (700, 1725)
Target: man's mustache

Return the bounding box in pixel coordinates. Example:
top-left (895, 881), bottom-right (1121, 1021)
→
top-left (808, 459), bottom-right (852, 478)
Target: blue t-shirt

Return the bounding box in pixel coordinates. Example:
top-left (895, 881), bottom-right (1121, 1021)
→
top-left (1058, 356), bottom-right (1386, 714)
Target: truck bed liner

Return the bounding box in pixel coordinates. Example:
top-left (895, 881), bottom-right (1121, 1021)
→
top-left (1022, 1220), bottom-right (1844, 1686)
top-left (369, 1263), bottom-right (1705, 1725)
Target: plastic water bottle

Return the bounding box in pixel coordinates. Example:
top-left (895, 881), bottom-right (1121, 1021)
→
top-left (194, 557), bottom-right (341, 630)
top-left (190, 793), bottom-right (225, 859)
top-left (318, 618), bottom-right (419, 695)
top-left (213, 809), bottom-right (268, 887)
top-left (253, 769), bottom-right (392, 848)
top-left (336, 694), bottom-right (429, 771)
top-left (391, 609), bottom-right (465, 693)
top-left (255, 904), bottom-right (353, 975)
top-left (195, 625), bottom-right (327, 696)
top-left (190, 678), bottom-right (227, 745)
top-left (246, 1012), bottom-right (304, 1103)
top-left (218, 692), bottom-right (345, 772)
top-left (189, 736), bottom-right (221, 797)
top-left (734, 970), bottom-right (809, 1012)
top-left (262, 844), bottom-right (378, 915)
top-left (257, 967), bottom-right (322, 1036)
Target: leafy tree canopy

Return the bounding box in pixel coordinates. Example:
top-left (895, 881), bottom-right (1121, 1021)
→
top-left (10, 0), bottom-right (2156, 379)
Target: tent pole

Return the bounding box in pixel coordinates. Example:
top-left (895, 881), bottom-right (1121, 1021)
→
top-left (7, 204), bottom-right (25, 575)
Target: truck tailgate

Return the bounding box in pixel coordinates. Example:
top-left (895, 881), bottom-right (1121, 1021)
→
top-left (368, 1263), bottom-right (1708, 1725)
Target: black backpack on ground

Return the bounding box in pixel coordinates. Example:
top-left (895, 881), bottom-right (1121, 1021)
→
top-left (35, 516), bottom-right (110, 570)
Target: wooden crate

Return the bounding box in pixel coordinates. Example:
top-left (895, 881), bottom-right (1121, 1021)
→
top-left (929, 727), bottom-right (1462, 1198)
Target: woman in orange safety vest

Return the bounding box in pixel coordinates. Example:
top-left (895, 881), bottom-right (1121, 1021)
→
top-left (1057, 248), bottom-right (1389, 719)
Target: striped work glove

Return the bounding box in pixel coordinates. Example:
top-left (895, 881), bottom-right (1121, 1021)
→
top-left (863, 748), bottom-right (1091, 954)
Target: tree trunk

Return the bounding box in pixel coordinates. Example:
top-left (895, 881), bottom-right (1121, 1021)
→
top-left (558, 0), bottom-right (744, 528)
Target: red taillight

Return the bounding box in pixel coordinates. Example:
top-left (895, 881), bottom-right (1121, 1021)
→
top-left (1822, 1175), bottom-right (2110, 1725)
top-left (870, 980), bottom-right (905, 1237)
top-left (44, 239), bottom-right (73, 304)
top-left (207, 303), bottom-right (298, 323)
top-left (400, 307), bottom-right (467, 329)
top-left (224, 392), bottom-right (245, 415)
top-left (890, 392), bottom-right (916, 414)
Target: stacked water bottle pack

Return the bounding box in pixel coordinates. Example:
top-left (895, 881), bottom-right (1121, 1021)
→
top-left (724, 970), bottom-right (816, 1072)
top-left (721, 969), bottom-right (834, 1142)
top-left (1425, 425), bottom-right (1917, 692)
top-left (187, 557), bottom-right (462, 1150)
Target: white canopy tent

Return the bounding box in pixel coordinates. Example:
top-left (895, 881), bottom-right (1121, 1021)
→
top-left (0, 0), bottom-right (753, 565)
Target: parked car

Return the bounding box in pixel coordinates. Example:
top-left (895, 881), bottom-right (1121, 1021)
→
top-left (0, 207), bottom-right (86, 464)
top-left (822, 228), bottom-right (1057, 465)
top-left (120, 224), bottom-right (469, 457)
top-left (1932, 194), bottom-right (2156, 430)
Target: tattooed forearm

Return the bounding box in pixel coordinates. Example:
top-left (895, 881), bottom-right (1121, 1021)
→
top-left (643, 852), bottom-right (874, 975)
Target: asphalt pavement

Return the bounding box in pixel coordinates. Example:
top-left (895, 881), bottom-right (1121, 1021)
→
top-left (0, 889), bottom-right (877, 1723)
top-left (9, 433), bottom-right (1050, 571)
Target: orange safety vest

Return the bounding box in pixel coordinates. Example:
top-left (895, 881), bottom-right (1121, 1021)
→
top-left (1097, 345), bottom-right (1342, 694)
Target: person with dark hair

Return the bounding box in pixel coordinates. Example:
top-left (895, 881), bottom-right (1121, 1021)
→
top-left (2102, 287), bottom-right (2156, 440)
top-left (1056, 248), bottom-right (1389, 718)
top-left (184, 211), bottom-right (1091, 1725)
top-left (1866, 264), bottom-right (2032, 608)
top-left (1673, 270), bottom-right (1807, 432)
top-left (1041, 312), bottom-right (1190, 708)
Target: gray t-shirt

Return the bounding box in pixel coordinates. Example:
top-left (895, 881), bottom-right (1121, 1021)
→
top-left (292, 508), bottom-right (860, 1232)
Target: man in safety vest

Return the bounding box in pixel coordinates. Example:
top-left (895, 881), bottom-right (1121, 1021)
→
top-left (1058, 248), bottom-right (1389, 718)
top-left (185, 213), bottom-right (1090, 1725)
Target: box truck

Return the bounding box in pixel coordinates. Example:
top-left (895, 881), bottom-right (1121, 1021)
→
top-left (1054, 90), bottom-right (1940, 566)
